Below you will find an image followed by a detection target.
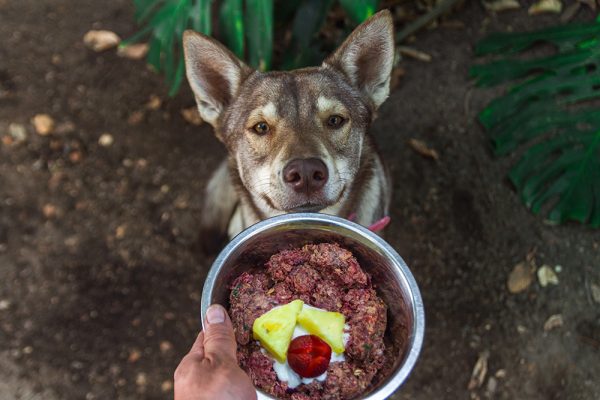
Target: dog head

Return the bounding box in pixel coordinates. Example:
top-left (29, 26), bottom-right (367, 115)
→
top-left (183, 10), bottom-right (394, 213)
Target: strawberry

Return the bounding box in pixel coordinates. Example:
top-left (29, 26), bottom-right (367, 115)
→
top-left (287, 335), bottom-right (332, 378)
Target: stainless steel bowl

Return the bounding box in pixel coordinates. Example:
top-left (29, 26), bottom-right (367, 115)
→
top-left (201, 213), bottom-right (425, 400)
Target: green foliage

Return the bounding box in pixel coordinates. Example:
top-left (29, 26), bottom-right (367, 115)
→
top-left (471, 18), bottom-right (600, 228)
top-left (126, 0), bottom-right (380, 95)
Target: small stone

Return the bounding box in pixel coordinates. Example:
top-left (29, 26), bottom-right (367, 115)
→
top-left (181, 107), bottom-right (203, 126)
top-left (517, 325), bottom-right (527, 334)
top-left (9, 123), bottom-right (27, 142)
top-left (160, 341), bottom-right (173, 353)
top-left (23, 346), bottom-right (33, 354)
top-left (508, 261), bottom-right (535, 293)
top-left (544, 314), bottom-right (564, 331)
top-left (1, 135), bottom-right (13, 146)
top-left (135, 372), bottom-right (147, 387)
top-left (83, 30), bottom-right (121, 52)
top-left (0, 299), bottom-right (10, 310)
top-left (127, 110), bottom-right (144, 125)
top-left (495, 369), bottom-right (507, 379)
top-left (537, 265), bottom-right (559, 287)
top-left (42, 203), bottom-right (58, 218)
top-left (145, 95), bottom-right (162, 110)
top-left (161, 380), bottom-right (173, 392)
top-left (160, 184), bottom-right (170, 194)
top-left (98, 133), bottom-right (114, 147)
top-left (32, 114), bottom-right (55, 135)
top-left (128, 349), bottom-right (141, 363)
top-left (69, 150), bottom-right (83, 163)
top-left (117, 43), bottom-right (149, 60)
top-left (115, 225), bottom-right (126, 239)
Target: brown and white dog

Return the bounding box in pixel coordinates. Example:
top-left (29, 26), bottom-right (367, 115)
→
top-left (183, 10), bottom-right (394, 251)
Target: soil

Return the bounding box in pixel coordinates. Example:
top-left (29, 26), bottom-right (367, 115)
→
top-left (0, 1), bottom-right (599, 399)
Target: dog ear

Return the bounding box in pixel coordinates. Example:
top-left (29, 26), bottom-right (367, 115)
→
top-left (323, 10), bottom-right (394, 109)
top-left (183, 31), bottom-right (251, 127)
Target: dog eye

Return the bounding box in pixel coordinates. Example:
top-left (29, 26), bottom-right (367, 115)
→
top-left (253, 122), bottom-right (270, 135)
top-left (326, 115), bottom-right (345, 128)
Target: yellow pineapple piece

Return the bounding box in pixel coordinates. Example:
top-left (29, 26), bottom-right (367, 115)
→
top-left (252, 299), bottom-right (304, 362)
top-left (297, 307), bottom-right (346, 353)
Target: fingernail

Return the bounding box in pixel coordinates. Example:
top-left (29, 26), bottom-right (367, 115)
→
top-left (206, 305), bottom-right (225, 324)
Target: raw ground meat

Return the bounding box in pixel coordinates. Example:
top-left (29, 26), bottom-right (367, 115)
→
top-left (229, 243), bottom-right (390, 400)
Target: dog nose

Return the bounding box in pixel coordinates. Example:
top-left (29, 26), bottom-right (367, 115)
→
top-left (283, 158), bottom-right (329, 193)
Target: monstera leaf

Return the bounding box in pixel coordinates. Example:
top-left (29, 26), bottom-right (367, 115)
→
top-left (471, 17), bottom-right (600, 228)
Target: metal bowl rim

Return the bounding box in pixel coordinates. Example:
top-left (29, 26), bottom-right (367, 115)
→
top-left (201, 212), bottom-right (425, 400)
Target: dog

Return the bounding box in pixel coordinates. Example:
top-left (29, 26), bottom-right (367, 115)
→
top-left (183, 10), bottom-right (394, 252)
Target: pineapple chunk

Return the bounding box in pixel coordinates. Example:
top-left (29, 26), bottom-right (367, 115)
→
top-left (297, 307), bottom-right (346, 353)
top-left (252, 299), bottom-right (304, 362)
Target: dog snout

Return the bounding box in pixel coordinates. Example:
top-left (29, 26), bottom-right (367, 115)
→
top-left (283, 158), bottom-right (329, 193)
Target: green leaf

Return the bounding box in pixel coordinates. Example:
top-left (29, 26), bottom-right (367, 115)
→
top-left (281, 0), bottom-right (333, 69)
top-left (473, 20), bottom-right (600, 228)
top-left (245, 0), bottom-right (273, 71)
top-left (219, 0), bottom-right (245, 58)
top-left (191, 0), bottom-right (212, 34)
top-left (338, 0), bottom-right (379, 25)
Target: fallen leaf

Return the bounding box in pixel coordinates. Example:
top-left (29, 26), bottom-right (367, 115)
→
top-left (507, 261), bottom-right (536, 293)
top-left (543, 314), bottom-right (563, 331)
top-left (483, 0), bottom-right (521, 12)
top-left (408, 138), bottom-right (439, 160)
top-left (537, 265), bottom-right (559, 287)
top-left (397, 46), bottom-right (432, 62)
top-left (31, 114), bottom-right (55, 136)
top-left (181, 107), bottom-right (203, 126)
top-left (145, 94), bottom-right (162, 111)
top-left (529, 0), bottom-right (563, 14)
top-left (468, 351), bottom-right (489, 390)
top-left (83, 30), bottom-right (121, 52)
top-left (117, 43), bottom-right (149, 60)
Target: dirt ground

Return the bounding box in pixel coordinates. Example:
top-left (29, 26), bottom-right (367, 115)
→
top-left (1, 0), bottom-right (599, 399)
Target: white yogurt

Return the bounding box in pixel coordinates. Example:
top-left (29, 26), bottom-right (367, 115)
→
top-left (261, 305), bottom-right (351, 389)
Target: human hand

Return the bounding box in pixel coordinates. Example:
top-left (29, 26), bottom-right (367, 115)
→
top-left (174, 304), bottom-right (257, 400)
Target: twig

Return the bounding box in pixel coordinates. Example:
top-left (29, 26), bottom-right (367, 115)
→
top-left (396, 0), bottom-right (462, 43)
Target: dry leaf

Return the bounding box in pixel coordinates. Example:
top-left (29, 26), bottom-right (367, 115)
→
top-left (483, 0), bottom-right (521, 12)
top-left (83, 30), bottom-right (121, 52)
top-left (543, 314), bottom-right (563, 331)
top-left (32, 114), bottom-right (55, 136)
top-left (507, 261), bottom-right (535, 293)
top-left (468, 351), bottom-right (489, 390)
top-left (537, 265), bottom-right (559, 287)
top-left (529, 0), bottom-right (563, 14)
top-left (397, 46), bottom-right (432, 62)
top-left (408, 138), bottom-right (439, 160)
top-left (181, 107), bottom-right (203, 126)
top-left (117, 43), bottom-right (149, 60)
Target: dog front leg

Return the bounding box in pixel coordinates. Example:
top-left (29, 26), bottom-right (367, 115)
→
top-left (199, 159), bottom-right (238, 254)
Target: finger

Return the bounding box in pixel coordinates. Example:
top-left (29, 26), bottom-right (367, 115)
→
top-left (189, 331), bottom-right (205, 357)
top-left (203, 304), bottom-right (238, 362)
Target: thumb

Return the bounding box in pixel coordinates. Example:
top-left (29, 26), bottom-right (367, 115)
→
top-left (203, 304), bottom-right (238, 362)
